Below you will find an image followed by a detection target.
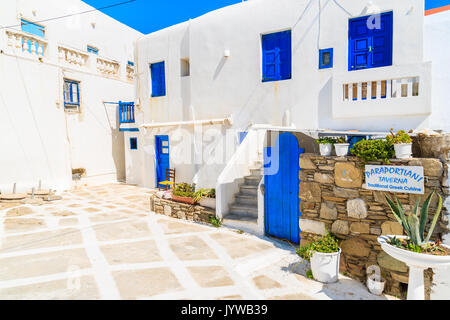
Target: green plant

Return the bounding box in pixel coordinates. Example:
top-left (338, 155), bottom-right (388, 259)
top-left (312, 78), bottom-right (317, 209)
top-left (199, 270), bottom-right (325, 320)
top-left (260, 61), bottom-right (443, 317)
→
top-left (386, 129), bottom-right (413, 144)
top-left (209, 216), bottom-right (222, 228)
top-left (335, 137), bottom-right (347, 144)
top-left (350, 139), bottom-right (394, 164)
top-left (306, 269), bottom-right (314, 279)
top-left (385, 191), bottom-right (443, 247)
top-left (316, 137), bottom-right (337, 145)
top-left (193, 188), bottom-right (216, 202)
top-left (297, 233), bottom-right (340, 263)
top-left (172, 183), bottom-right (195, 198)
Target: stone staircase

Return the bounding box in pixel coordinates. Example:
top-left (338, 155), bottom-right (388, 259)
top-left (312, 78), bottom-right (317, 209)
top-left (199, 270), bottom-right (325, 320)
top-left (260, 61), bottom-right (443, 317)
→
top-left (223, 163), bottom-right (263, 235)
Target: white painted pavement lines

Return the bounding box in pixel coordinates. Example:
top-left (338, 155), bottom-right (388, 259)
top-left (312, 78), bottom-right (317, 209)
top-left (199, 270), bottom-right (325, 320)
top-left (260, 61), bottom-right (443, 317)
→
top-left (77, 214), bottom-right (120, 299)
top-left (145, 214), bottom-right (200, 293)
top-left (198, 233), bottom-right (263, 300)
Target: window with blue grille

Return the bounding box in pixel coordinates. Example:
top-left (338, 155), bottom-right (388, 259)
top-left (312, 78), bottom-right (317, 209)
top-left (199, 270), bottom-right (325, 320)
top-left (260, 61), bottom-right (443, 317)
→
top-left (63, 79), bottom-right (80, 111)
top-left (150, 61), bottom-right (166, 97)
top-left (262, 30), bottom-right (292, 82)
top-left (319, 48), bottom-right (333, 69)
top-left (21, 19), bottom-right (45, 37)
top-left (130, 138), bottom-right (138, 150)
top-left (87, 45), bottom-right (99, 54)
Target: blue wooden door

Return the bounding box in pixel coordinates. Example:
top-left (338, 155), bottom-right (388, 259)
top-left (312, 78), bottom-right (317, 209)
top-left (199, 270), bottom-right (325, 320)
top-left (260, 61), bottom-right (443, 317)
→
top-left (264, 133), bottom-right (302, 244)
top-left (349, 12), bottom-right (393, 71)
top-left (155, 135), bottom-right (170, 187)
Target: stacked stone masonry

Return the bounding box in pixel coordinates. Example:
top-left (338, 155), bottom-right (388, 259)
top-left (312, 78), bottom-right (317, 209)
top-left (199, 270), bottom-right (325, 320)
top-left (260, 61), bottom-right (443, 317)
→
top-left (152, 196), bottom-right (215, 224)
top-left (299, 154), bottom-right (449, 298)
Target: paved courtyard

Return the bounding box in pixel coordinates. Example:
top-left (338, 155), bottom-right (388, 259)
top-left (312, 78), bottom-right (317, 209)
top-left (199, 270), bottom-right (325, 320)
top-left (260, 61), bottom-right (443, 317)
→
top-left (0, 184), bottom-right (394, 300)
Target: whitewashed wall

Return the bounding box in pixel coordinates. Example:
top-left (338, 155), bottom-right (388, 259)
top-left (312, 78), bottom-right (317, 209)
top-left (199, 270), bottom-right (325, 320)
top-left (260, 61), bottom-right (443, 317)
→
top-left (133, 0), bottom-right (433, 189)
top-left (0, 0), bottom-right (141, 192)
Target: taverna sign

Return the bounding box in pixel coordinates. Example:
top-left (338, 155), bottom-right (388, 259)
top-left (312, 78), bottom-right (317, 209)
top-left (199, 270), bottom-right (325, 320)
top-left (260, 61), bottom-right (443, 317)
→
top-left (364, 165), bottom-right (425, 195)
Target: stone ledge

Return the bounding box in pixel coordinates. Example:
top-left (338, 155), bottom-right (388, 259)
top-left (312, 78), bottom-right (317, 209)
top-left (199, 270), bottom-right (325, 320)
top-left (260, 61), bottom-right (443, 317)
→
top-left (153, 197), bottom-right (215, 224)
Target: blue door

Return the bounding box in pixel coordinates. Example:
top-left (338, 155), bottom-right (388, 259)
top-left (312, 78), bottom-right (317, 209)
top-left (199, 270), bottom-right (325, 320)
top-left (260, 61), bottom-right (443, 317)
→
top-left (264, 133), bottom-right (303, 244)
top-left (155, 135), bottom-right (170, 187)
top-left (349, 12), bottom-right (393, 71)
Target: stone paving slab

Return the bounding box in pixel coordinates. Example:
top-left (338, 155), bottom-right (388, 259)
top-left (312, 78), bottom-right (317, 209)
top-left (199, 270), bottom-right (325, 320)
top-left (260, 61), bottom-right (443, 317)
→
top-left (0, 183), bottom-right (396, 300)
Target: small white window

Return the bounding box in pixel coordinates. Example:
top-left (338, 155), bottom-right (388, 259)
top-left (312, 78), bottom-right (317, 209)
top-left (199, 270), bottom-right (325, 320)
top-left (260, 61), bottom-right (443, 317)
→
top-left (181, 58), bottom-right (190, 77)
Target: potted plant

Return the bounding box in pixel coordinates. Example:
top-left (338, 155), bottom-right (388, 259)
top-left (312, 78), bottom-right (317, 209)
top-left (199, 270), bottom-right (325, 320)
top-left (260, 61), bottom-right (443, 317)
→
top-left (193, 188), bottom-right (216, 209)
top-left (379, 191), bottom-right (450, 300)
top-left (334, 137), bottom-right (350, 157)
top-left (316, 137), bottom-right (336, 156)
top-left (350, 139), bottom-right (395, 164)
top-left (171, 183), bottom-right (196, 205)
top-left (386, 129), bottom-right (413, 159)
top-left (297, 233), bottom-right (341, 283)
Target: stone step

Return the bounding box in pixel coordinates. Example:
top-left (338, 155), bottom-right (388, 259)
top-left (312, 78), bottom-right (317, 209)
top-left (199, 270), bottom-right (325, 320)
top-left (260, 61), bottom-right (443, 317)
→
top-left (229, 203), bottom-right (258, 217)
top-left (235, 194), bottom-right (258, 206)
top-left (244, 175), bottom-right (262, 186)
top-left (250, 168), bottom-right (263, 176)
top-left (239, 184), bottom-right (258, 196)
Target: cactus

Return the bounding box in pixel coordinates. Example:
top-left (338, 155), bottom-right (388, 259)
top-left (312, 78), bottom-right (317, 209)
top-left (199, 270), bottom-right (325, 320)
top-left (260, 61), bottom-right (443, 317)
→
top-left (385, 191), bottom-right (443, 247)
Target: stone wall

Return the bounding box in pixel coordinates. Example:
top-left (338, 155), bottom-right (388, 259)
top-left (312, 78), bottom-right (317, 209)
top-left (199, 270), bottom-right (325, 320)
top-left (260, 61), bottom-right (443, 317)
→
top-left (298, 154), bottom-right (449, 298)
top-left (152, 196), bottom-right (215, 224)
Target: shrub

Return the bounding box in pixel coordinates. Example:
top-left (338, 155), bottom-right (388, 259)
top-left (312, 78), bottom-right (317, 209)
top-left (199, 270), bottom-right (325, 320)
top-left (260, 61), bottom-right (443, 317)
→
top-left (350, 139), bottom-right (394, 164)
top-left (172, 183), bottom-right (195, 198)
top-left (297, 233), bottom-right (340, 263)
top-left (316, 137), bottom-right (337, 145)
top-left (193, 188), bottom-right (216, 202)
top-left (209, 216), bottom-right (222, 228)
top-left (386, 129), bottom-right (413, 144)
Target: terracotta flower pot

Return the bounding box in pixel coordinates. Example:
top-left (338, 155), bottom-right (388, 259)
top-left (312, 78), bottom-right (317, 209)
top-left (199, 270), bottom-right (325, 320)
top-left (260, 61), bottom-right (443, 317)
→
top-left (171, 194), bottom-right (195, 205)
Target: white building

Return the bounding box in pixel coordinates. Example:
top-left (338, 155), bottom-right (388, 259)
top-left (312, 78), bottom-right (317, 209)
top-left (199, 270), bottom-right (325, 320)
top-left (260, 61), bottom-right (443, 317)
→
top-left (128, 0), bottom-right (450, 190)
top-left (0, 0), bottom-right (142, 193)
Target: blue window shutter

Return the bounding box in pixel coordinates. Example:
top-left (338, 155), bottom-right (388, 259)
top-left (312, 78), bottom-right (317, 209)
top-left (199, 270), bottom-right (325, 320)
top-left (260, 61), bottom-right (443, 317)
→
top-left (151, 62), bottom-right (166, 97)
top-left (262, 30), bottom-right (291, 82)
top-left (349, 12), bottom-right (393, 71)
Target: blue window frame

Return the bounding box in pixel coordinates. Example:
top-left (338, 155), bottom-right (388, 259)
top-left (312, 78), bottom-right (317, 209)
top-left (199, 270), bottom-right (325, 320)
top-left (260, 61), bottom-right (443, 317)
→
top-left (21, 19), bottom-right (45, 37)
top-left (150, 61), bottom-right (166, 97)
top-left (63, 79), bottom-right (80, 110)
top-left (349, 12), bottom-right (393, 71)
top-left (319, 48), bottom-right (333, 69)
top-left (127, 61), bottom-right (135, 67)
top-left (130, 138), bottom-right (138, 150)
top-left (87, 45), bottom-right (99, 54)
top-left (262, 30), bottom-right (292, 82)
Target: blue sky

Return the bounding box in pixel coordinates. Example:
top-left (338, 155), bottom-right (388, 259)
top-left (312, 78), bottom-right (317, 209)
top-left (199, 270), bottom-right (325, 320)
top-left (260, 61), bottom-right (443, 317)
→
top-left (425, 0), bottom-right (450, 10)
top-left (82, 0), bottom-right (243, 34)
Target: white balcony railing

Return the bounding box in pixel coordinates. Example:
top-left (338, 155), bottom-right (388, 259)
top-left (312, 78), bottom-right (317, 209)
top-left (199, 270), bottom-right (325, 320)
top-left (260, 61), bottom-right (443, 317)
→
top-left (97, 57), bottom-right (120, 77)
top-left (58, 45), bottom-right (89, 68)
top-left (332, 63), bottom-right (432, 119)
top-left (5, 29), bottom-right (47, 59)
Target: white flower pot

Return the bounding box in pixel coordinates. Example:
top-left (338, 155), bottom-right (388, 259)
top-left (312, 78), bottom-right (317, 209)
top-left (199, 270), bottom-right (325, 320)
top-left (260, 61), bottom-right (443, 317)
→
top-left (319, 144), bottom-right (333, 156)
top-left (335, 143), bottom-right (350, 157)
top-left (367, 274), bottom-right (385, 296)
top-left (199, 197), bottom-right (216, 209)
top-left (394, 143), bottom-right (412, 159)
top-left (378, 236), bottom-right (450, 300)
top-left (310, 249), bottom-right (341, 283)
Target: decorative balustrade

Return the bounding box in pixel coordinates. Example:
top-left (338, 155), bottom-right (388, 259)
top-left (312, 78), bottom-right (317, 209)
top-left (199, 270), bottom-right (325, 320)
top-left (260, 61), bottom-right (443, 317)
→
top-left (332, 63), bottom-right (432, 119)
top-left (97, 57), bottom-right (120, 77)
top-left (343, 77), bottom-right (420, 102)
top-left (126, 65), bottom-right (135, 82)
top-left (5, 29), bottom-right (47, 59)
top-left (58, 46), bottom-right (89, 68)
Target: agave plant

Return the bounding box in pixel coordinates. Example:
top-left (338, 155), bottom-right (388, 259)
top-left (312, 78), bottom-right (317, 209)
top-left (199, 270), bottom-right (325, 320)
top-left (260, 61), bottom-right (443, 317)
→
top-left (385, 191), bottom-right (443, 246)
